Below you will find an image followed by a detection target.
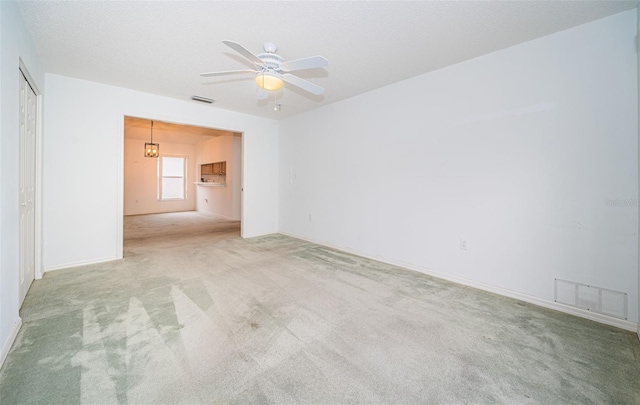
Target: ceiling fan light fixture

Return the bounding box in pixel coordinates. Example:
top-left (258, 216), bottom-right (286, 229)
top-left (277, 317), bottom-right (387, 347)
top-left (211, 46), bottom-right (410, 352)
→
top-left (201, 41), bottom-right (326, 96)
top-left (255, 72), bottom-right (284, 91)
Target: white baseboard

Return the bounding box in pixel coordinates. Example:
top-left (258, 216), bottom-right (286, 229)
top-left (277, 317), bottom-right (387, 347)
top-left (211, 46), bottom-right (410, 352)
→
top-left (242, 231), bottom-right (278, 239)
top-left (0, 317), bottom-right (22, 370)
top-left (196, 210), bottom-right (239, 221)
top-left (44, 255), bottom-right (118, 273)
top-left (279, 232), bottom-right (639, 333)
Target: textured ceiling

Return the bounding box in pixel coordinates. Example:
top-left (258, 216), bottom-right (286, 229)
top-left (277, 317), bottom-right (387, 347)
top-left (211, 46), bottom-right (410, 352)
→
top-left (18, 1), bottom-right (638, 120)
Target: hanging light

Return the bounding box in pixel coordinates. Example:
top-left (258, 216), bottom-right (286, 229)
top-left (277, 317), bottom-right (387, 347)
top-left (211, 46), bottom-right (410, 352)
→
top-left (144, 120), bottom-right (159, 158)
top-left (255, 71), bottom-right (284, 91)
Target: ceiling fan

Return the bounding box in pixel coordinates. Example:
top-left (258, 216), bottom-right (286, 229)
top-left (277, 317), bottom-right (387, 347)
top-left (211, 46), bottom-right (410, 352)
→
top-left (201, 41), bottom-right (328, 96)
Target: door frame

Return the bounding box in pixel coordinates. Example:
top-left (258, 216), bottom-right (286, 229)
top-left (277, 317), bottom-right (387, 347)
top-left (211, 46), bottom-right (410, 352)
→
top-left (116, 115), bottom-right (246, 258)
top-left (18, 60), bottom-right (43, 282)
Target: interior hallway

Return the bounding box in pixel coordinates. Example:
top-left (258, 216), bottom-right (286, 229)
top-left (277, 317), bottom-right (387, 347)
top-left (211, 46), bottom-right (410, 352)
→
top-left (0, 212), bottom-right (638, 404)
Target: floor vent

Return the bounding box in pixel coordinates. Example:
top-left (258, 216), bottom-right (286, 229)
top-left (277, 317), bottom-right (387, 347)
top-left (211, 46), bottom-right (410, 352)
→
top-left (555, 279), bottom-right (627, 320)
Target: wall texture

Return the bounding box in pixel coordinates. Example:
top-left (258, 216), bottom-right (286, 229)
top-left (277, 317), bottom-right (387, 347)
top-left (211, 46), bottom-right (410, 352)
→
top-left (0, 0), bottom-right (45, 366)
top-left (124, 138), bottom-right (196, 215)
top-left (43, 74), bottom-right (279, 271)
top-left (279, 10), bottom-right (639, 326)
top-left (195, 134), bottom-right (241, 220)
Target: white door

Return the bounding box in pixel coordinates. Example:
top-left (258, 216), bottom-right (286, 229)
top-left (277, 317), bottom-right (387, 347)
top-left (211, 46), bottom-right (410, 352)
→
top-left (19, 70), bottom-right (36, 306)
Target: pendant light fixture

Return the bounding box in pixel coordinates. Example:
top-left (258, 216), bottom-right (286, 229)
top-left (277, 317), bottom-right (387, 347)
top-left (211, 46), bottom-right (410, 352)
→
top-left (144, 120), bottom-right (159, 158)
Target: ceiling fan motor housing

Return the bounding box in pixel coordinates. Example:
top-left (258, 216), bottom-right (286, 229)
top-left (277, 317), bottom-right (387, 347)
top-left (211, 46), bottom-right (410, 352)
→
top-left (257, 52), bottom-right (285, 72)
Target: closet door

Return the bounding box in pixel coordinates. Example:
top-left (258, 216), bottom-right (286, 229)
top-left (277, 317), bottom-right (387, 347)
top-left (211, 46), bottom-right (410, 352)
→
top-left (19, 70), bottom-right (36, 306)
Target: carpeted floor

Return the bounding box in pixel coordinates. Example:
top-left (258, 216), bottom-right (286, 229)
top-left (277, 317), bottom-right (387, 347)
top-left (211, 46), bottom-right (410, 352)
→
top-left (0, 211), bottom-right (639, 404)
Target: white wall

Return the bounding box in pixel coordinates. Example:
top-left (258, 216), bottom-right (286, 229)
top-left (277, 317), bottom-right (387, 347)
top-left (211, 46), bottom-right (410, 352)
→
top-left (0, 0), bottom-right (45, 365)
top-left (232, 135), bottom-right (242, 220)
top-left (43, 74), bottom-right (278, 271)
top-left (279, 10), bottom-right (639, 326)
top-left (195, 134), bottom-right (241, 220)
top-left (124, 138), bottom-right (196, 215)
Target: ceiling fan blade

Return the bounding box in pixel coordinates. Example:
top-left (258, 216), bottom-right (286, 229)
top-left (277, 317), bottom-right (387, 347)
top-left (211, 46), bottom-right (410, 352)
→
top-left (281, 56), bottom-right (328, 72)
top-left (200, 69), bottom-right (256, 77)
top-left (281, 73), bottom-right (324, 96)
top-left (222, 40), bottom-right (265, 66)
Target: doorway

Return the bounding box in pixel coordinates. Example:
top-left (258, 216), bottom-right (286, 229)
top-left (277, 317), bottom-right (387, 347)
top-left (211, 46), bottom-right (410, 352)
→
top-left (122, 117), bottom-right (243, 252)
top-left (18, 68), bottom-right (37, 306)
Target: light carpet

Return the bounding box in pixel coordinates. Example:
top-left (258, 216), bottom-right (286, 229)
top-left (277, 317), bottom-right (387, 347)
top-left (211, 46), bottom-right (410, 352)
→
top-left (0, 211), bottom-right (639, 404)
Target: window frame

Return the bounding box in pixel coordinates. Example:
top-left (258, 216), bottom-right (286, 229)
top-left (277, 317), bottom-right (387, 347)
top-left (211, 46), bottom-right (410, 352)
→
top-left (157, 155), bottom-right (187, 201)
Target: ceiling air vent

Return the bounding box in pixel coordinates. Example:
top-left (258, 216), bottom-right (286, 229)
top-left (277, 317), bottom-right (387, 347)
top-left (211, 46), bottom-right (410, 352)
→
top-left (191, 95), bottom-right (215, 104)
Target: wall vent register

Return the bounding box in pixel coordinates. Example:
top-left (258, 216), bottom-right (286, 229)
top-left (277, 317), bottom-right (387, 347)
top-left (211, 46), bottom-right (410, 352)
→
top-left (554, 279), bottom-right (627, 320)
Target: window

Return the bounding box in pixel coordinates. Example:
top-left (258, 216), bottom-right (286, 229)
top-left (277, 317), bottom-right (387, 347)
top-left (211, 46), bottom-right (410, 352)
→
top-left (158, 156), bottom-right (186, 200)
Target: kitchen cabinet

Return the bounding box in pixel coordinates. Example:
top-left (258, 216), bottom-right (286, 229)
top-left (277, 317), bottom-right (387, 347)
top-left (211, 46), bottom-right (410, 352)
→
top-left (201, 161), bottom-right (226, 176)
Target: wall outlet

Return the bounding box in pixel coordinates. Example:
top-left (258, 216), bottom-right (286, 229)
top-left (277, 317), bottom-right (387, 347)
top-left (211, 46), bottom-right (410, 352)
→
top-left (460, 239), bottom-right (468, 250)
top-left (308, 214), bottom-right (312, 222)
